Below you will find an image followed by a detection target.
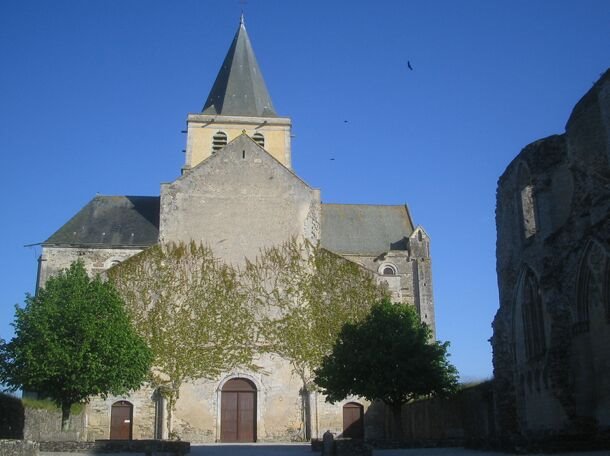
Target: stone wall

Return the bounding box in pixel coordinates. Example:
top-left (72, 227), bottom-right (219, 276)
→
top-left (492, 68), bottom-right (610, 437)
top-left (400, 382), bottom-right (495, 443)
top-left (342, 227), bottom-right (435, 337)
top-left (38, 246), bottom-right (144, 289)
top-left (24, 406), bottom-right (86, 442)
top-left (0, 440), bottom-right (38, 456)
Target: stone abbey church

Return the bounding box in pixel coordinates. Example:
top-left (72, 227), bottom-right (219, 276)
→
top-left (37, 18), bottom-right (434, 442)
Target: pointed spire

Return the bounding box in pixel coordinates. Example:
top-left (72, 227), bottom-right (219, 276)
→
top-left (202, 16), bottom-right (277, 117)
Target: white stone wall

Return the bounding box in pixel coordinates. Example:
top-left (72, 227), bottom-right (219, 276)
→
top-left (159, 135), bottom-right (320, 267)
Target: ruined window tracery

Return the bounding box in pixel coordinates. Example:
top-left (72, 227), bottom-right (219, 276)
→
top-left (605, 262), bottom-right (610, 323)
top-left (576, 240), bottom-right (610, 330)
top-left (519, 269), bottom-right (546, 360)
top-left (518, 164), bottom-right (537, 239)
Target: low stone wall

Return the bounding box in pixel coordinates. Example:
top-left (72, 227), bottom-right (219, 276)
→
top-left (24, 407), bottom-right (86, 442)
top-left (39, 440), bottom-right (189, 455)
top-left (0, 439), bottom-right (39, 456)
top-left (401, 381), bottom-right (495, 444)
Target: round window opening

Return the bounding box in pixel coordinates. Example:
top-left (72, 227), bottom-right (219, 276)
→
top-left (382, 265), bottom-right (397, 276)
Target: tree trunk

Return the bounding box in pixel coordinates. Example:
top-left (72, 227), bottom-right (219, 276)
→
top-left (300, 386), bottom-right (311, 441)
top-left (390, 403), bottom-right (403, 441)
top-left (61, 402), bottom-right (71, 431)
top-left (166, 393), bottom-right (175, 439)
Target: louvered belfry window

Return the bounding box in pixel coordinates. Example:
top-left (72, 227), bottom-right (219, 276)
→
top-left (212, 131), bottom-right (228, 153)
top-left (252, 132), bottom-right (265, 148)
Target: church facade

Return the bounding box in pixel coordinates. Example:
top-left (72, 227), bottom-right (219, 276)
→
top-left (37, 18), bottom-right (435, 442)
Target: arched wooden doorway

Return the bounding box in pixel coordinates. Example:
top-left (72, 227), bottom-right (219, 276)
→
top-left (220, 378), bottom-right (257, 442)
top-left (110, 401), bottom-right (133, 440)
top-left (342, 402), bottom-right (364, 439)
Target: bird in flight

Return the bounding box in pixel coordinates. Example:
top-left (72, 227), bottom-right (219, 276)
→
top-left (407, 60), bottom-right (413, 71)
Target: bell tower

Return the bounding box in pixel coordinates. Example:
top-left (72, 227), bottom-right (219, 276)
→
top-left (183, 15), bottom-right (292, 171)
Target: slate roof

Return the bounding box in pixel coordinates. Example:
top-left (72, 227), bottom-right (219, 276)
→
top-left (44, 197), bottom-right (414, 256)
top-left (320, 204), bottom-right (414, 255)
top-left (44, 196), bottom-right (160, 247)
top-left (202, 15), bottom-right (277, 117)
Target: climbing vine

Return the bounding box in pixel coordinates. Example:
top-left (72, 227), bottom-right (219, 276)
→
top-left (242, 238), bottom-right (387, 438)
top-left (108, 242), bottom-right (255, 436)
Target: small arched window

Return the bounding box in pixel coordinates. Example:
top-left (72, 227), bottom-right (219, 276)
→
top-left (252, 132), bottom-right (265, 148)
top-left (212, 131), bottom-right (228, 154)
top-left (380, 264), bottom-right (397, 276)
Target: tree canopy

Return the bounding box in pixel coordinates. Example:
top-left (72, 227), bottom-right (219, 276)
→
top-left (314, 299), bottom-right (459, 438)
top-left (0, 262), bottom-right (152, 430)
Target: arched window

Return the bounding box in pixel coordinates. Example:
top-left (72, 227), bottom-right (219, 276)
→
top-left (212, 131), bottom-right (228, 154)
top-left (576, 240), bottom-right (610, 330)
top-left (575, 250), bottom-right (593, 334)
top-left (520, 270), bottom-right (546, 360)
top-left (252, 132), bottom-right (265, 148)
top-left (380, 264), bottom-right (397, 276)
top-left (605, 262), bottom-right (610, 323)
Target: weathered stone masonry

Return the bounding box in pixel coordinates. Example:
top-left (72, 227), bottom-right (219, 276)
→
top-left (492, 69), bottom-right (610, 437)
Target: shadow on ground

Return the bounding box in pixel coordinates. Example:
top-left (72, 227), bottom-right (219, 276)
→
top-left (191, 443), bottom-right (311, 456)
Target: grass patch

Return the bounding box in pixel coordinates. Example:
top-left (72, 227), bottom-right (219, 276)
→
top-left (22, 398), bottom-right (84, 414)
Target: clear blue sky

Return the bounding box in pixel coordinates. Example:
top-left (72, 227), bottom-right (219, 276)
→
top-left (1, 0), bottom-right (608, 383)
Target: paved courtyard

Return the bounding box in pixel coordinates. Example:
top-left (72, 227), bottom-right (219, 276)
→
top-left (188, 444), bottom-right (609, 456)
top-left (40, 444), bottom-right (610, 456)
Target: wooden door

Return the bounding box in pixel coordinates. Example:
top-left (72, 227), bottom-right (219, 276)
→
top-left (220, 378), bottom-right (256, 442)
top-left (342, 402), bottom-right (364, 439)
top-left (110, 401), bottom-right (133, 440)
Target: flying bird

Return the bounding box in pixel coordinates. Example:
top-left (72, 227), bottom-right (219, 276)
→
top-left (407, 60), bottom-right (413, 71)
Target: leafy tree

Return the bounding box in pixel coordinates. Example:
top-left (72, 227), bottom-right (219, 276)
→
top-left (242, 238), bottom-right (387, 438)
top-left (314, 300), bottom-right (459, 439)
top-left (108, 242), bottom-right (255, 438)
top-left (0, 262), bottom-right (152, 431)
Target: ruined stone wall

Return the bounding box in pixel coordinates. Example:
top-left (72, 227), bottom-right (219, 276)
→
top-left (492, 69), bottom-right (610, 437)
